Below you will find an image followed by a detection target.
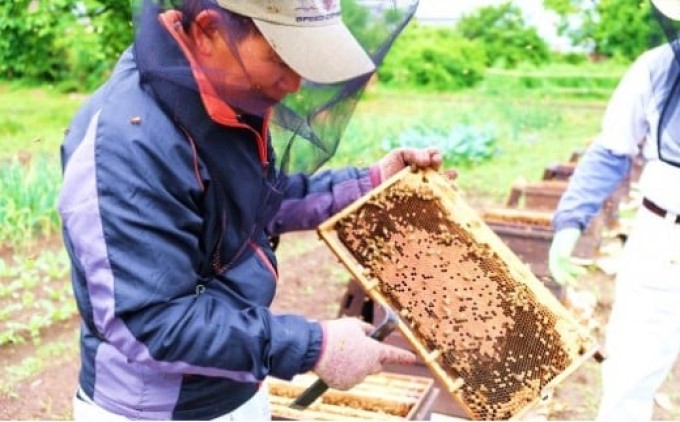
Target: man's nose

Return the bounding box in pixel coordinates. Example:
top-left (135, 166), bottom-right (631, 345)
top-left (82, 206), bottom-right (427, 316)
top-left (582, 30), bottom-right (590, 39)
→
top-left (279, 68), bottom-right (302, 93)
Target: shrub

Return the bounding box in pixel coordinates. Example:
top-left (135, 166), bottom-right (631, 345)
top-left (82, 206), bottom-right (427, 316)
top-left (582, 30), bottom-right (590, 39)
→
top-left (0, 1), bottom-right (73, 81)
top-left (0, 0), bottom-right (132, 90)
top-left (456, 2), bottom-right (551, 69)
top-left (379, 24), bottom-right (487, 91)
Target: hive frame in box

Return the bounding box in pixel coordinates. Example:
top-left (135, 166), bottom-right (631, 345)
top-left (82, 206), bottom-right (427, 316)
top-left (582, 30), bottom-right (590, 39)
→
top-left (268, 372), bottom-right (437, 421)
top-left (317, 168), bottom-right (600, 420)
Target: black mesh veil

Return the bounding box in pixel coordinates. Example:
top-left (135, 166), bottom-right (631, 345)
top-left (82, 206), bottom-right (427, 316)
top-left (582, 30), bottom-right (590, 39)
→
top-left (652, 0), bottom-right (680, 168)
top-left (132, 0), bottom-right (418, 174)
top-left (273, 0), bottom-right (417, 173)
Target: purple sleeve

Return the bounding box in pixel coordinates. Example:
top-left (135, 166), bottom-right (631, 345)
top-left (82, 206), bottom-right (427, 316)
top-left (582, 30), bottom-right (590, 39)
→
top-left (268, 166), bottom-right (381, 235)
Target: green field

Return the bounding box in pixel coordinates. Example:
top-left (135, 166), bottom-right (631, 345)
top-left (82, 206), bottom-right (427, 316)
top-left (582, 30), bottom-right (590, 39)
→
top-left (0, 80), bottom-right (609, 246)
top-left (334, 87), bottom-right (605, 202)
top-left (0, 78), bottom-right (608, 347)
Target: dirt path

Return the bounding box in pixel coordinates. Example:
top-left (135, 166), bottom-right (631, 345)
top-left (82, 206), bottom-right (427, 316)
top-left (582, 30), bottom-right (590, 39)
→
top-left (0, 318), bottom-right (78, 420)
top-left (1, 231), bottom-right (679, 420)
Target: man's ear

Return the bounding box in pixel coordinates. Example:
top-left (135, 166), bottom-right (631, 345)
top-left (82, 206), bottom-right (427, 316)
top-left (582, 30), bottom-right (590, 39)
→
top-left (189, 9), bottom-right (222, 56)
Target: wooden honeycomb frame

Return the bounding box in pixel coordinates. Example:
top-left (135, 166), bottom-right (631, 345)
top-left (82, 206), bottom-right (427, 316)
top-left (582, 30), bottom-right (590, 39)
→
top-left (268, 372), bottom-right (436, 421)
top-left (482, 207), bottom-right (554, 228)
top-left (317, 168), bottom-right (599, 420)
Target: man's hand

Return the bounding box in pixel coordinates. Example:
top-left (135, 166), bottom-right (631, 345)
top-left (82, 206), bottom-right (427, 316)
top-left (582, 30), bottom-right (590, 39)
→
top-left (313, 318), bottom-right (416, 390)
top-left (548, 228), bottom-right (587, 287)
top-left (378, 147), bottom-right (443, 182)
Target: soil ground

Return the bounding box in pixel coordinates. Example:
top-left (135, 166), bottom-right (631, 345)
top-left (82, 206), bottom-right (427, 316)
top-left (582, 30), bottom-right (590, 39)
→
top-left (1, 229), bottom-right (679, 421)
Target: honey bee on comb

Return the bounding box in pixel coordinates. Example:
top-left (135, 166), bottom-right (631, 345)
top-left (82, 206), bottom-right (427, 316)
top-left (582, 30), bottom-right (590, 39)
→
top-left (318, 168), bottom-right (600, 420)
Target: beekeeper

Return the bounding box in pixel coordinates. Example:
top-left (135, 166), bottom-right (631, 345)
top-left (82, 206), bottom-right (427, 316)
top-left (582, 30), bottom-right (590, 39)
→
top-left (549, 0), bottom-right (680, 419)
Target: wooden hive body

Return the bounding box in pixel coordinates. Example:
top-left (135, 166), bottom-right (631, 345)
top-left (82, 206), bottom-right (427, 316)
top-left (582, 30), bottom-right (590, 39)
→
top-left (481, 207), bottom-right (600, 272)
top-left (317, 169), bottom-right (599, 420)
top-left (268, 372), bottom-right (437, 421)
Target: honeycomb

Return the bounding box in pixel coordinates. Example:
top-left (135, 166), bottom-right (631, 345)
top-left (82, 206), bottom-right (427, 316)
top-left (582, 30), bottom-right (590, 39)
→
top-left (317, 169), bottom-right (598, 420)
top-left (268, 372), bottom-right (434, 420)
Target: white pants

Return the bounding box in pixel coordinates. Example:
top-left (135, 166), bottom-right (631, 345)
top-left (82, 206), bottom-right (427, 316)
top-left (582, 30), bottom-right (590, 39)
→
top-left (73, 383), bottom-right (271, 421)
top-left (596, 207), bottom-right (680, 421)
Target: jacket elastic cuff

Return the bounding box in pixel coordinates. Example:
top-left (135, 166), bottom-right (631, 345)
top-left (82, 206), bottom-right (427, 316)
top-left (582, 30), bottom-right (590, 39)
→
top-left (369, 165), bottom-right (382, 187)
top-left (300, 321), bottom-right (324, 373)
top-left (553, 221), bottom-right (583, 232)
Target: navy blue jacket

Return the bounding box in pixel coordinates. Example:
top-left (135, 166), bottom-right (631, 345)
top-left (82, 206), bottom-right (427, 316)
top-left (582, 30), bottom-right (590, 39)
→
top-left (58, 32), bottom-right (378, 420)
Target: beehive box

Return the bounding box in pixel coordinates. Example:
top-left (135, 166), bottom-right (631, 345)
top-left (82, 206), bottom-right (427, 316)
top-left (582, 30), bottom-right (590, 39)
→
top-left (505, 180), bottom-right (569, 211)
top-left (568, 150), bottom-right (583, 163)
top-left (482, 209), bottom-right (555, 278)
top-left (505, 178), bottom-right (626, 229)
top-left (540, 162), bottom-right (630, 230)
top-left (542, 162), bottom-right (577, 182)
top-left (268, 372), bottom-right (438, 421)
top-left (481, 207), bottom-right (602, 262)
top-left (317, 169), bottom-right (599, 420)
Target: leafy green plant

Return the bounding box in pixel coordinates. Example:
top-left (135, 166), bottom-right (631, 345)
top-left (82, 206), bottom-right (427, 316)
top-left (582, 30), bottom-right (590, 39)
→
top-left (545, 0), bottom-right (663, 60)
top-left (0, 0), bottom-right (73, 81)
top-left (0, 322), bottom-right (27, 346)
top-left (1, 336), bottom-right (79, 396)
top-left (0, 0), bottom-right (131, 89)
top-left (27, 314), bottom-right (51, 345)
top-left (0, 257), bottom-right (19, 278)
top-left (0, 155), bottom-right (62, 247)
top-left (0, 248), bottom-right (75, 346)
top-left (456, 2), bottom-right (551, 68)
top-left (382, 124), bottom-right (499, 167)
top-left (379, 24), bottom-right (487, 91)
top-left (36, 249), bottom-right (71, 280)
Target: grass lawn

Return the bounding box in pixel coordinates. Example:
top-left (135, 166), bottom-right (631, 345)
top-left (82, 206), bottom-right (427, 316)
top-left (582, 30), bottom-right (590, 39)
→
top-left (332, 87), bottom-right (606, 203)
top-left (0, 80), bottom-right (608, 206)
top-left (0, 81), bottom-right (609, 239)
top-left (0, 82), bottom-right (85, 160)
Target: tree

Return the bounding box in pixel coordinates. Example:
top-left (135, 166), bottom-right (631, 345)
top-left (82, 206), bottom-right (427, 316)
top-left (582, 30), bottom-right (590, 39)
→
top-left (544, 0), bottom-right (663, 60)
top-left (84, 0), bottom-right (134, 64)
top-left (0, 0), bottom-right (76, 81)
top-left (0, 0), bottom-right (133, 86)
top-left (456, 2), bottom-right (550, 68)
top-left (378, 23), bottom-right (487, 91)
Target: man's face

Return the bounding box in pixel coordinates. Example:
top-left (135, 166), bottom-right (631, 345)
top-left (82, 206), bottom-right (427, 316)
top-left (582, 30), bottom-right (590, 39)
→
top-left (234, 33), bottom-right (303, 107)
top-left (194, 15), bottom-right (302, 113)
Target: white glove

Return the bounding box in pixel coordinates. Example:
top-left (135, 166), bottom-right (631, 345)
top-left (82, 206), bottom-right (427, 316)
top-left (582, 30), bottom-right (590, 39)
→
top-left (548, 228), bottom-right (587, 287)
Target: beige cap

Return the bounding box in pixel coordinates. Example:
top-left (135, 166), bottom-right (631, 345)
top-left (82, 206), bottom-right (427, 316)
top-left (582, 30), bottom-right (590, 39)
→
top-left (652, 0), bottom-right (680, 20)
top-left (216, 0), bottom-right (376, 84)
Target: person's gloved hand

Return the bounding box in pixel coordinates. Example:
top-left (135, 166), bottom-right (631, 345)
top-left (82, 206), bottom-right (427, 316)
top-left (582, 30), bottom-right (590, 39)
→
top-left (313, 318), bottom-right (416, 390)
top-left (378, 147), bottom-right (443, 182)
top-left (549, 227), bottom-right (587, 287)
